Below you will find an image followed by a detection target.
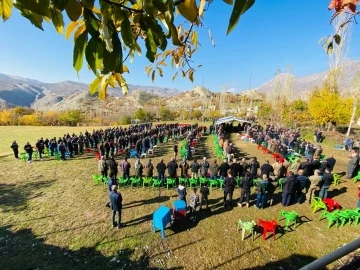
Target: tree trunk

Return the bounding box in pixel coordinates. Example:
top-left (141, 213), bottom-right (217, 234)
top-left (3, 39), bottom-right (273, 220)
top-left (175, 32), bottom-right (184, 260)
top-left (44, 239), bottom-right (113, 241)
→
top-left (346, 101), bottom-right (358, 138)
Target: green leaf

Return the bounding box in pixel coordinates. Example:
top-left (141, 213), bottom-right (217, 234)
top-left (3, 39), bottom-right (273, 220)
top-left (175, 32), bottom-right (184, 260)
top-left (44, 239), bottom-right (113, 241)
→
top-left (227, 0), bottom-right (255, 35)
top-left (14, 2), bottom-right (44, 30)
top-left (103, 24), bottom-right (123, 74)
top-left (0, 0), bottom-right (13, 21)
top-left (83, 8), bottom-right (99, 37)
top-left (142, 16), bottom-right (167, 51)
top-left (65, 0), bottom-right (82, 21)
top-left (89, 76), bottom-right (102, 95)
top-left (73, 30), bottom-right (88, 73)
top-left (144, 26), bottom-right (157, 63)
top-left (17, 0), bottom-right (50, 17)
top-left (85, 36), bottom-right (104, 75)
top-left (51, 8), bottom-right (64, 34)
top-left (334, 34), bottom-right (341, 46)
top-left (121, 17), bottom-right (135, 48)
top-left (222, 0), bottom-right (233, 4)
top-left (327, 42), bottom-right (334, 55)
top-left (81, 0), bottom-right (95, 9)
top-left (51, 0), bottom-right (69, 11)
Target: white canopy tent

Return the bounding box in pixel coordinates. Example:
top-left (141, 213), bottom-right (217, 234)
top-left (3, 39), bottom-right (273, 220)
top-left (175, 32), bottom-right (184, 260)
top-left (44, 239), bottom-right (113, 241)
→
top-left (215, 116), bottom-right (251, 127)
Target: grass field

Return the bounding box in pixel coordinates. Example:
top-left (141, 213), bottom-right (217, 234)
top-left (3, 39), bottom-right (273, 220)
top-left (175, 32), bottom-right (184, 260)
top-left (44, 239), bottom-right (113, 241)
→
top-left (0, 126), bottom-right (359, 269)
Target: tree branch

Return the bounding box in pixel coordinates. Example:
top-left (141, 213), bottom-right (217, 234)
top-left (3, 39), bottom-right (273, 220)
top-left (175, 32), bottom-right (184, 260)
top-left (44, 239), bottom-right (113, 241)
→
top-left (101, 0), bottom-right (144, 14)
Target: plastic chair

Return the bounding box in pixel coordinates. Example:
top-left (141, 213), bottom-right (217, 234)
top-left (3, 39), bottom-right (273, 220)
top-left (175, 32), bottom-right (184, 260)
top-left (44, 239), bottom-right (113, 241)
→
top-left (118, 177), bottom-right (129, 187)
top-left (237, 220), bottom-right (256, 241)
top-left (199, 177), bottom-right (208, 186)
top-left (20, 153), bottom-right (27, 162)
top-left (103, 177), bottom-right (109, 189)
top-left (337, 210), bottom-right (353, 227)
top-left (278, 178), bottom-right (283, 190)
top-left (166, 178), bottom-right (176, 189)
top-left (189, 178), bottom-right (198, 188)
top-left (345, 209), bottom-right (360, 226)
top-left (92, 174), bottom-right (102, 185)
top-left (353, 171), bottom-right (360, 183)
top-left (129, 150), bottom-right (138, 158)
top-left (54, 152), bottom-right (61, 161)
top-left (209, 179), bottom-right (218, 191)
top-left (152, 179), bottom-right (162, 190)
top-left (65, 152), bottom-right (71, 159)
top-left (319, 210), bottom-right (339, 228)
top-left (322, 198), bottom-right (341, 212)
top-left (278, 210), bottom-right (299, 229)
top-left (130, 177), bottom-right (142, 188)
top-left (333, 174), bottom-right (341, 186)
top-left (310, 197), bottom-right (327, 213)
top-left (178, 177), bottom-right (188, 186)
top-left (153, 206), bottom-right (172, 239)
top-left (258, 219), bottom-right (279, 241)
top-left (143, 177), bottom-right (153, 188)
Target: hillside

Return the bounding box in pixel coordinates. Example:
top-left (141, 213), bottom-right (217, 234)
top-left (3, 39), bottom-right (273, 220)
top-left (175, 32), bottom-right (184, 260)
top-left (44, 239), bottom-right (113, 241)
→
top-left (246, 59), bottom-right (360, 98)
top-left (0, 73), bottom-right (180, 109)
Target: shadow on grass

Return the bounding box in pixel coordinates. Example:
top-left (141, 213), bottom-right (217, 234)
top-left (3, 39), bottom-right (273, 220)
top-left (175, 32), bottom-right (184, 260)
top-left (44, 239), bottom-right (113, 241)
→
top-left (123, 195), bottom-right (171, 209)
top-left (241, 254), bottom-right (319, 270)
top-left (212, 247), bottom-right (260, 269)
top-left (328, 187), bottom-right (348, 199)
top-left (0, 180), bottom-right (53, 213)
top-left (0, 225), bottom-right (183, 270)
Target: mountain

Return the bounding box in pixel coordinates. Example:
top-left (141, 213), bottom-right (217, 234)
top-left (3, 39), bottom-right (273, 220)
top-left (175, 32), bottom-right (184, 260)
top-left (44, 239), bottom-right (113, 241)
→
top-left (247, 59), bottom-right (360, 98)
top-left (0, 73), bottom-right (180, 109)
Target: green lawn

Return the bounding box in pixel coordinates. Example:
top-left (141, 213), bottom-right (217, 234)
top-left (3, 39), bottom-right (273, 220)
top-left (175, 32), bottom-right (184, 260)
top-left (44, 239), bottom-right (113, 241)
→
top-left (0, 127), bottom-right (359, 269)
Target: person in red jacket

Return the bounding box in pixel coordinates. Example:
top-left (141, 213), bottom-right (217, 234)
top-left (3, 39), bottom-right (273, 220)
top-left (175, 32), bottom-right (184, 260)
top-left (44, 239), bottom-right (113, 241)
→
top-left (357, 186), bottom-right (360, 209)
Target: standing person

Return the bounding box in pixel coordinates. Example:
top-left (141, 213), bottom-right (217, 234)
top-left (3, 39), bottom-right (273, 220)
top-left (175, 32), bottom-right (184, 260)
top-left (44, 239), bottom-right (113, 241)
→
top-left (306, 169), bottom-right (322, 204)
top-left (134, 159), bottom-right (143, 178)
top-left (209, 160), bottom-right (219, 180)
top-left (98, 156), bottom-right (108, 179)
top-left (238, 172), bottom-right (252, 208)
top-left (296, 169), bottom-right (309, 204)
top-left (199, 183), bottom-right (210, 210)
top-left (249, 157), bottom-right (260, 180)
top-left (239, 158), bottom-right (249, 176)
top-left (219, 159), bottom-right (230, 179)
top-left (347, 153), bottom-right (358, 179)
top-left (190, 159), bottom-right (200, 179)
top-left (200, 157), bottom-right (210, 178)
top-left (107, 156), bottom-right (118, 179)
top-left (179, 159), bottom-right (190, 178)
top-left (24, 142), bottom-right (33, 163)
top-left (108, 185), bottom-right (123, 229)
top-left (156, 159), bottom-right (166, 184)
top-left (255, 174), bottom-right (269, 209)
top-left (177, 182), bottom-right (187, 202)
top-left (225, 143), bottom-right (233, 162)
top-left (144, 159), bottom-right (154, 178)
top-left (281, 171), bottom-right (297, 206)
top-left (357, 186), bottom-right (360, 209)
top-left (173, 143), bottom-right (178, 160)
top-left (10, 140), bottom-right (19, 159)
top-left (35, 139), bottom-right (44, 160)
top-left (167, 157), bottom-right (178, 179)
top-left (230, 158), bottom-right (242, 179)
top-left (260, 160), bottom-right (274, 178)
top-left (223, 172), bottom-right (235, 207)
top-left (58, 142), bottom-right (66, 161)
top-left (121, 157), bottom-right (131, 180)
top-left (326, 154), bottom-right (336, 172)
top-left (189, 188), bottom-right (199, 221)
top-left (319, 168), bottom-right (333, 199)
top-left (272, 159), bottom-right (282, 178)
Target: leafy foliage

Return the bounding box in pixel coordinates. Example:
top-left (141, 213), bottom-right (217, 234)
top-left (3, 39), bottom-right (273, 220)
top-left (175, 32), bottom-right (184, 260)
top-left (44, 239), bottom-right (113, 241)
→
top-left (0, 0), bottom-right (255, 99)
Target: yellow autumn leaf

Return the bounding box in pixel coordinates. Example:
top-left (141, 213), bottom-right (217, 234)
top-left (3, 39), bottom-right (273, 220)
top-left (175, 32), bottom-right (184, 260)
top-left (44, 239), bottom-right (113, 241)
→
top-left (1, 0), bottom-right (12, 21)
top-left (65, 21), bottom-right (79, 40)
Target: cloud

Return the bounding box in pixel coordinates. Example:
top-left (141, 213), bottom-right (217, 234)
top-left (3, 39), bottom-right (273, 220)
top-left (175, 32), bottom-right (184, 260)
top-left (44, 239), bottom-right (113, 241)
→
top-left (226, 88), bottom-right (237, 93)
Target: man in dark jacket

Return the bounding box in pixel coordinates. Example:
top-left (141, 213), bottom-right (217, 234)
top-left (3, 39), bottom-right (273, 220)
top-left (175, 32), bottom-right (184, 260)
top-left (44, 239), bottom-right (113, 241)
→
top-left (167, 157), bottom-right (178, 178)
top-left (319, 168), bottom-right (333, 199)
top-left (156, 159), bottom-right (166, 183)
top-left (326, 155), bottom-right (336, 172)
top-left (58, 142), bottom-right (66, 160)
top-left (199, 183), bottom-right (210, 210)
top-left (36, 139), bottom-right (44, 160)
top-left (296, 169), bottom-right (309, 204)
top-left (238, 172), bottom-right (252, 207)
top-left (300, 158), bottom-right (312, 177)
top-left (190, 159), bottom-right (200, 179)
top-left (260, 160), bottom-right (274, 178)
top-left (229, 158), bottom-right (242, 178)
top-left (109, 185), bottom-right (123, 229)
top-left (10, 140), bottom-right (19, 159)
top-left (121, 157), bottom-right (131, 179)
top-left (281, 171), bottom-right (297, 206)
top-left (107, 156), bottom-right (118, 179)
top-left (223, 172), bottom-right (236, 207)
top-left (219, 159), bottom-right (230, 179)
top-left (24, 142), bottom-right (33, 163)
top-left (239, 158), bottom-right (249, 176)
top-left (249, 157), bottom-right (260, 179)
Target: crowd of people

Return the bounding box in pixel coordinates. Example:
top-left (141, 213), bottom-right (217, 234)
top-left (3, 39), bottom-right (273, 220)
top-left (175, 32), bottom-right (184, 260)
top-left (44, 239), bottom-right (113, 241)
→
top-left (9, 121), bottom-right (360, 229)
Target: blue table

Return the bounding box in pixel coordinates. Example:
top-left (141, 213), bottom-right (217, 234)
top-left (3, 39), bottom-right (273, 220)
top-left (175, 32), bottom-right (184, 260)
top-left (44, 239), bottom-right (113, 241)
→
top-left (153, 206), bottom-right (172, 239)
top-left (173, 200), bottom-right (186, 212)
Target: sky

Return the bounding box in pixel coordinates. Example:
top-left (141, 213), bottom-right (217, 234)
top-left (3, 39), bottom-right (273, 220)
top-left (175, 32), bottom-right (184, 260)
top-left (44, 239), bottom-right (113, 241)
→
top-left (0, 0), bottom-right (359, 93)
